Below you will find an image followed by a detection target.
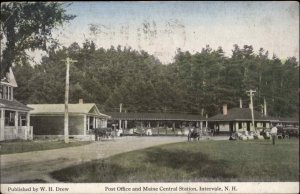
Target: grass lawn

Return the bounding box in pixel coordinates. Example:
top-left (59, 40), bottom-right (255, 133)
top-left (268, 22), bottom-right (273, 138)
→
top-left (0, 140), bottom-right (91, 155)
top-left (50, 139), bottom-right (299, 182)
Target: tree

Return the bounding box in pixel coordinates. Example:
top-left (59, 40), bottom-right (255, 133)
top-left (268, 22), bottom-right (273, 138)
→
top-left (0, 2), bottom-right (75, 77)
top-left (13, 42), bottom-right (299, 117)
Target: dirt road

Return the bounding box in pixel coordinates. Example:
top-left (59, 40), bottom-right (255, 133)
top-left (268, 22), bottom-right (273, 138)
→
top-left (1, 136), bottom-right (187, 183)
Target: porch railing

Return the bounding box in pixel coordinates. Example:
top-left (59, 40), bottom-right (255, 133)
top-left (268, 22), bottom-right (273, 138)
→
top-left (4, 126), bottom-right (33, 140)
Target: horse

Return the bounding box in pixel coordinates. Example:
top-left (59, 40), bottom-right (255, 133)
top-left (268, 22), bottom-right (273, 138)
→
top-left (188, 130), bottom-right (200, 141)
top-left (93, 128), bottom-right (114, 141)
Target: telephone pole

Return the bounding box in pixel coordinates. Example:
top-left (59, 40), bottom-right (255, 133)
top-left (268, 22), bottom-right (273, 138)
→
top-left (62, 56), bottom-right (77, 143)
top-left (246, 90), bottom-right (256, 131)
top-left (119, 103), bottom-right (122, 130)
top-left (263, 97), bottom-right (267, 116)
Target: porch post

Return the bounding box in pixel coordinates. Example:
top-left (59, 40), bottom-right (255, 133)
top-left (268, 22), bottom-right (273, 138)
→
top-left (125, 120), bottom-right (127, 129)
top-left (26, 112), bottom-right (33, 140)
top-left (200, 121), bottom-right (203, 130)
top-left (0, 109), bottom-right (5, 141)
top-left (119, 120), bottom-right (122, 130)
top-left (24, 113), bottom-right (27, 140)
top-left (93, 117), bottom-right (96, 129)
top-left (83, 115), bottom-right (87, 135)
top-left (235, 122), bottom-right (239, 132)
top-left (14, 111), bottom-right (19, 138)
top-left (205, 114), bottom-right (208, 129)
top-left (25, 112), bottom-right (33, 140)
top-left (87, 116), bottom-right (90, 131)
top-left (104, 119), bottom-right (107, 128)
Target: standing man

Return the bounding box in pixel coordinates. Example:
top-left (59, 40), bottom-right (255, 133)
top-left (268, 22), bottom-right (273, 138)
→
top-left (270, 124), bottom-right (278, 145)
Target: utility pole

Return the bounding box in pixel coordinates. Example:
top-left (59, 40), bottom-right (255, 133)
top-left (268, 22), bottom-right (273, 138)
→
top-left (62, 56), bottom-right (77, 143)
top-left (124, 109), bottom-right (127, 132)
top-left (246, 90), bottom-right (256, 131)
top-left (263, 97), bottom-right (267, 116)
top-left (119, 103), bottom-right (122, 130)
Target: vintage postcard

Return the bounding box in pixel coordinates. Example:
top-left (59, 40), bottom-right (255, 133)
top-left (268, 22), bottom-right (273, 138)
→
top-left (0, 1), bottom-right (299, 194)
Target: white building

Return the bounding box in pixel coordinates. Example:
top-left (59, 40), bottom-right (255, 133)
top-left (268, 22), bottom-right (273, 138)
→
top-left (208, 104), bottom-right (278, 135)
top-left (0, 68), bottom-right (33, 141)
top-left (28, 101), bottom-right (110, 140)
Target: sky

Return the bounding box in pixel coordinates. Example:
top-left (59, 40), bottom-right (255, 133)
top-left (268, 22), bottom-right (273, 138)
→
top-left (49, 1), bottom-right (299, 64)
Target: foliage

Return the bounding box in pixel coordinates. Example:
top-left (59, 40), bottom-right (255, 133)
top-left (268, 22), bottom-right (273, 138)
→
top-left (0, 2), bottom-right (75, 77)
top-left (13, 43), bottom-right (299, 117)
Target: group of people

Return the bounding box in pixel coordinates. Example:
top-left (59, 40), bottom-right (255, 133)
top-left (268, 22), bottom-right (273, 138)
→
top-left (230, 124), bottom-right (280, 145)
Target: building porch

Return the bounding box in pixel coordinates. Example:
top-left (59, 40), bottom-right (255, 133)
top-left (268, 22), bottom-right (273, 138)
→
top-left (0, 108), bottom-right (32, 141)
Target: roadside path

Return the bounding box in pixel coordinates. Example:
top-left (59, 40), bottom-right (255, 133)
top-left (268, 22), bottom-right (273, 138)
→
top-left (1, 136), bottom-right (188, 183)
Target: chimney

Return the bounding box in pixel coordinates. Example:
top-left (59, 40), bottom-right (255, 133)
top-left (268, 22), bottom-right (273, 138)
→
top-left (239, 98), bottom-right (242, 108)
top-left (223, 104), bottom-right (228, 115)
top-left (79, 98), bottom-right (83, 104)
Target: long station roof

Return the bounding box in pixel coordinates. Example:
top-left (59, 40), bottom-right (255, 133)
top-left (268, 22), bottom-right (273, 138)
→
top-left (104, 112), bottom-right (205, 121)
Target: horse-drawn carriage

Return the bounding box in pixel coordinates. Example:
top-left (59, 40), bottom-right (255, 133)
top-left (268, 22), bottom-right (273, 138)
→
top-left (187, 128), bottom-right (215, 141)
top-left (187, 129), bottom-right (200, 141)
top-left (92, 128), bottom-right (115, 141)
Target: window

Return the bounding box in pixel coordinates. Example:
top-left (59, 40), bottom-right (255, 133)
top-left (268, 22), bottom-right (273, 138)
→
top-left (8, 87), bottom-right (13, 100)
top-left (5, 86), bottom-right (9, 99)
top-left (20, 114), bottom-right (27, 126)
top-left (3, 86), bottom-right (7, 99)
top-left (5, 110), bottom-right (15, 126)
top-left (10, 87), bottom-right (13, 100)
top-left (8, 87), bottom-right (10, 100)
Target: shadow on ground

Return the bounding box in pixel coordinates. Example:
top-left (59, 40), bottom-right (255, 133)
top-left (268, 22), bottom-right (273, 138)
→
top-left (50, 147), bottom-right (236, 182)
top-left (145, 148), bottom-right (237, 179)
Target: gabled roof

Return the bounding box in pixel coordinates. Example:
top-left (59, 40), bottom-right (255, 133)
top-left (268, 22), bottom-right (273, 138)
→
top-left (0, 68), bottom-right (18, 87)
top-left (0, 99), bottom-right (33, 111)
top-left (104, 112), bottom-right (205, 121)
top-left (208, 107), bottom-right (278, 122)
top-left (28, 103), bottom-right (110, 118)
